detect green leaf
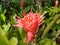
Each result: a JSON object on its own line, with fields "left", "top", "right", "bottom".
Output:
{"left": 19, "top": 27, "right": 26, "bottom": 39}
{"left": 38, "top": 39, "right": 56, "bottom": 45}
{"left": 56, "top": 19, "right": 60, "bottom": 24}
{"left": 1, "top": 14, "right": 6, "bottom": 22}
{"left": 9, "top": 37, "right": 18, "bottom": 45}
{"left": 18, "top": 12, "right": 24, "bottom": 18}
{"left": 0, "top": 32, "right": 9, "bottom": 45}
{"left": 10, "top": 13, "right": 16, "bottom": 24}
{"left": 42, "top": 11, "right": 48, "bottom": 16}
{"left": 38, "top": 39, "right": 51, "bottom": 45}
{"left": 24, "top": 6, "right": 31, "bottom": 13}
{"left": 20, "top": 38, "right": 26, "bottom": 45}
{"left": 52, "top": 41, "right": 56, "bottom": 45}
{"left": 2, "top": 23, "right": 11, "bottom": 34}
{"left": 10, "top": 0, "right": 19, "bottom": 3}
{"left": 0, "top": 5, "right": 2, "bottom": 12}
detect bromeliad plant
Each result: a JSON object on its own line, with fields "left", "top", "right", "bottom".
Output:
{"left": 14, "top": 10, "right": 44, "bottom": 44}
{"left": 0, "top": 0, "right": 60, "bottom": 45}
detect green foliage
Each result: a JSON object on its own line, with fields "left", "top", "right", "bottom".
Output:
{"left": 0, "top": 30, "right": 9, "bottom": 45}
{"left": 10, "top": 0, "right": 19, "bottom": 3}
{"left": 38, "top": 39, "right": 56, "bottom": 45}
{"left": 19, "top": 27, "right": 26, "bottom": 39}
{"left": 9, "top": 37, "right": 18, "bottom": 45}
{"left": 0, "top": 25, "right": 18, "bottom": 45}
{"left": 20, "top": 38, "right": 26, "bottom": 45}
{"left": 0, "top": 0, "right": 60, "bottom": 45}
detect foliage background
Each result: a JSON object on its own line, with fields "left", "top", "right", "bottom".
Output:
{"left": 0, "top": 0, "right": 60, "bottom": 45}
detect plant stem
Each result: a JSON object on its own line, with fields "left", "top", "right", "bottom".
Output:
{"left": 41, "top": 15, "right": 60, "bottom": 39}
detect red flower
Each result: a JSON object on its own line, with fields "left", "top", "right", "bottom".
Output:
{"left": 55, "top": 0, "right": 58, "bottom": 7}
{"left": 14, "top": 11, "right": 43, "bottom": 44}
{"left": 20, "top": 0, "right": 24, "bottom": 9}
